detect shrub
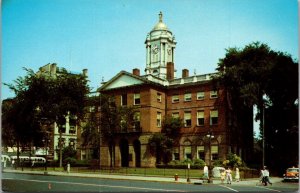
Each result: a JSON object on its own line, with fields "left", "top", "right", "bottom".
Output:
{"left": 193, "top": 159, "right": 206, "bottom": 169}
{"left": 63, "top": 157, "right": 76, "bottom": 166}
{"left": 213, "top": 159, "right": 224, "bottom": 167}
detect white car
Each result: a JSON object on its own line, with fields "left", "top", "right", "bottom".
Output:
{"left": 212, "top": 166, "right": 225, "bottom": 177}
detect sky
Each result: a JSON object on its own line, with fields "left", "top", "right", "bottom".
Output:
{"left": 2, "top": 0, "right": 299, "bottom": 136}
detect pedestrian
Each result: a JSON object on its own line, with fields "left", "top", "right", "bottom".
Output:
{"left": 203, "top": 164, "right": 209, "bottom": 180}
{"left": 225, "top": 167, "right": 232, "bottom": 184}
{"left": 4, "top": 158, "right": 7, "bottom": 168}
{"left": 67, "top": 162, "right": 70, "bottom": 173}
{"left": 262, "top": 166, "right": 272, "bottom": 186}
{"left": 235, "top": 167, "right": 240, "bottom": 182}
{"left": 220, "top": 169, "right": 226, "bottom": 184}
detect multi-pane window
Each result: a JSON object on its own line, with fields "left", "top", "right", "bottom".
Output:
{"left": 134, "top": 93, "right": 140, "bottom": 105}
{"left": 172, "top": 148, "right": 179, "bottom": 161}
{"left": 197, "top": 111, "right": 204, "bottom": 126}
{"left": 184, "top": 146, "right": 192, "bottom": 159}
{"left": 157, "top": 93, "right": 162, "bottom": 102}
{"left": 210, "top": 90, "right": 218, "bottom": 98}
{"left": 197, "top": 91, "right": 205, "bottom": 100}
{"left": 172, "top": 112, "right": 179, "bottom": 118}
{"left": 69, "top": 118, "right": 76, "bottom": 134}
{"left": 211, "top": 145, "right": 219, "bottom": 160}
{"left": 157, "top": 112, "right": 162, "bottom": 127}
{"left": 184, "top": 93, "right": 192, "bottom": 101}
{"left": 172, "top": 94, "right": 179, "bottom": 103}
{"left": 210, "top": 110, "right": 218, "bottom": 125}
{"left": 184, "top": 111, "right": 191, "bottom": 127}
{"left": 197, "top": 146, "right": 205, "bottom": 160}
{"left": 121, "top": 94, "right": 127, "bottom": 106}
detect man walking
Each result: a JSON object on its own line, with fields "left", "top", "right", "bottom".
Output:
{"left": 262, "top": 166, "right": 272, "bottom": 186}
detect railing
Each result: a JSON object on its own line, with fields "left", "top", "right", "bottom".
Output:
{"left": 6, "top": 166, "right": 260, "bottom": 179}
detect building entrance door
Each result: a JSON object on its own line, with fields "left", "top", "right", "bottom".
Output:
{"left": 119, "top": 139, "right": 129, "bottom": 167}
{"left": 133, "top": 140, "right": 141, "bottom": 167}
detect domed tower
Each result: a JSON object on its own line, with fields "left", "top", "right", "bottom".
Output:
{"left": 145, "top": 12, "right": 176, "bottom": 80}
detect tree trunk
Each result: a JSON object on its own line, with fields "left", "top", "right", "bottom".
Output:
{"left": 59, "top": 130, "right": 63, "bottom": 167}
{"left": 258, "top": 94, "right": 265, "bottom": 168}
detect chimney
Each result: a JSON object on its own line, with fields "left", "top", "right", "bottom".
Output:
{"left": 82, "top": 69, "right": 88, "bottom": 77}
{"left": 132, "top": 68, "right": 140, "bottom": 76}
{"left": 50, "top": 63, "right": 57, "bottom": 76}
{"left": 182, "top": 69, "right": 189, "bottom": 78}
{"left": 167, "top": 62, "right": 174, "bottom": 80}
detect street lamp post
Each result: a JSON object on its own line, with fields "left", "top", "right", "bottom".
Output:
{"left": 187, "top": 163, "right": 191, "bottom": 182}
{"left": 206, "top": 131, "right": 214, "bottom": 183}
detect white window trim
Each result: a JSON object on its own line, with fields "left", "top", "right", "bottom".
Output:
{"left": 210, "top": 90, "right": 218, "bottom": 99}
{"left": 172, "top": 95, "right": 179, "bottom": 103}
{"left": 197, "top": 91, "right": 205, "bottom": 100}
{"left": 184, "top": 93, "right": 192, "bottom": 101}
{"left": 134, "top": 93, "right": 140, "bottom": 105}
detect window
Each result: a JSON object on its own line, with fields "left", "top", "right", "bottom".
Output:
{"left": 172, "top": 148, "right": 179, "bottom": 161}
{"left": 184, "top": 93, "right": 192, "bottom": 101}
{"left": 121, "top": 94, "right": 127, "bottom": 106}
{"left": 197, "top": 146, "right": 205, "bottom": 160}
{"left": 210, "top": 110, "right": 218, "bottom": 125}
{"left": 157, "top": 93, "right": 162, "bottom": 102}
{"left": 197, "top": 111, "right": 204, "bottom": 126}
{"left": 69, "top": 138, "right": 76, "bottom": 149}
{"left": 184, "top": 146, "right": 192, "bottom": 159}
{"left": 184, "top": 112, "right": 191, "bottom": 127}
{"left": 197, "top": 92, "right": 205, "bottom": 100}
{"left": 172, "top": 112, "right": 179, "bottom": 118}
{"left": 134, "top": 93, "right": 140, "bottom": 105}
{"left": 211, "top": 145, "right": 218, "bottom": 160}
{"left": 133, "top": 112, "right": 140, "bottom": 131}
{"left": 69, "top": 118, "right": 76, "bottom": 134}
{"left": 172, "top": 94, "right": 179, "bottom": 103}
{"left": 157, "top": 112, "right": 162, "bottom": 127}
{"left": 210, "top": 90, "right": 218, "bottom": 98}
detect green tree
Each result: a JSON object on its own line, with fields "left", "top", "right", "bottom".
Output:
{"left": 4, "top": 65, "right": 90, "bottom": 167}
{"left": 99, "top": 94, "right": 138, "bottom": 167}
{"left": 81, "top": 95, "right": 101, "bottom": 159}
{"left": 216, "top": 42, "right": 298, "bottom": 171}
{"left": 149, "top": 116, "right": 183, "bottom": 164}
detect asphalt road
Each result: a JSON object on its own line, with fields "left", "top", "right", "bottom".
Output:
{"left": 2, "top": 173, "right": 299, "bottom": 192}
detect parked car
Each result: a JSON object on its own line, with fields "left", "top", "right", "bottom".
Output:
{"left": 283, "top": 167, "right": 299, "bottom": 182}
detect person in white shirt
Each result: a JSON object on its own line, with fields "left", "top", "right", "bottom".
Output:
{"left": 262, "top": 166, "right": 272, "bottom": 186}
{"left": 203, "top": 165, "right": 209, "bottom": 179}
{"left": 225, "top": 167, "right": 232, "bottom": 184}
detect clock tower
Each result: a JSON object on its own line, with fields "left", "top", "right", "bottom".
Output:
{"left": 145, "top": 12, "right": 176, "bottom": 80}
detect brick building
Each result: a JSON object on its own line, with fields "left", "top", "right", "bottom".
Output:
{"left": 98, "top": 12, "right": 253, "bottom": 167}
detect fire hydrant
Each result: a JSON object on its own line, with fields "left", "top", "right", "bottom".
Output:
{"left": 174, "top": 174, "right": 179, "bottom": 181}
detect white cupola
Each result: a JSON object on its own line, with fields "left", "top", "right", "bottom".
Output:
{"left": 145, "top": 12, "right": 176, "bottom": 80}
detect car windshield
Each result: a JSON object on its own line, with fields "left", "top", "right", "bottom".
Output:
{"left": 287, "top": 168, "right": 299, "bottom": 172}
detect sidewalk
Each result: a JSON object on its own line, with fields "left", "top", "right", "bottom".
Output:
{"left": 2, "top": 169, "right": 283, "bottom": 185}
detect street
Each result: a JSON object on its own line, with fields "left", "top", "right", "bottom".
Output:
{"left": 2, "top": 172, "right": 299, "bottom": 192}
